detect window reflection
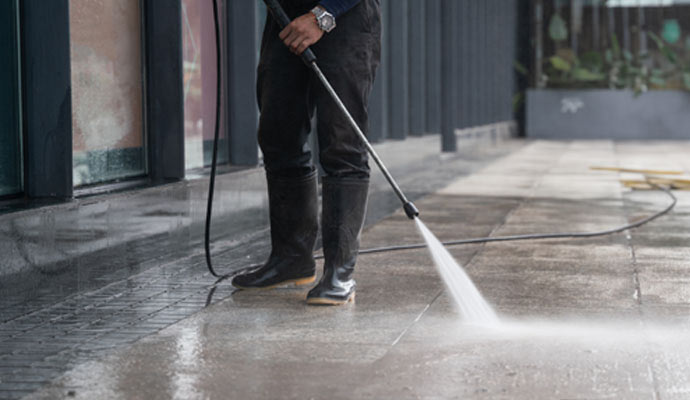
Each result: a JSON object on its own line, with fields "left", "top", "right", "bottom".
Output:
{"left": 0, "top": 0, "right": 22, "bottom": 197}
{"left": 70, "top": 0, "right": 146, "bottom": 187}
{"left": 183, "top": 0, "right": 229, "bottom": 170}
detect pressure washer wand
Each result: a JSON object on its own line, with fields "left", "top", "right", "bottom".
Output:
{"left": 310, "top": 64, "right": 419, "bottom": 219}
{"left": 263, "top": 0, "right": 419, "bottom": 220}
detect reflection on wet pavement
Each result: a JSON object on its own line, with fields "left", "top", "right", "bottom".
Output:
{"left": 21, "top": 140, "right": 690, "bottom": 399}
{"left": 1, "top": 135, "right": 518, "bottom": 399}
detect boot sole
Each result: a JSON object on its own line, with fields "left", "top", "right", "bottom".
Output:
{"left": 233, "top": 275, "right": 316, "bottom": 291}
{"left": 306, "top": 292, "right": 355, "bottom": 306}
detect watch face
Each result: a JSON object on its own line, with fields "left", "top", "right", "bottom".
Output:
{"left": 321, "top": 14, "right": 335, "bottom": 30}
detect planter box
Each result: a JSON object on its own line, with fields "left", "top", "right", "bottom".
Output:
{"left": 527, "top": 89, "right": 690, "bottom": 140}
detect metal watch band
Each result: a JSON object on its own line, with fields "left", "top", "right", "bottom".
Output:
{"left": 311, "top": 6, "right": 335, "bottom": 33}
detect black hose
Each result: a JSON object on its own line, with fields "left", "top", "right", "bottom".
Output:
{"left": 204, "top": 0, "right": 223, "bottom": 278}
{"left": 313, "top": 184, "right": 677, "bottom": 260}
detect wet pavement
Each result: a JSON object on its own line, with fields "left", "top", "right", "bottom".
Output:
{"left": 0, "top": 133, "right": 516, "bottom": 400}
{"left": 6, "top": 139, "right": 690, "bottom": 399}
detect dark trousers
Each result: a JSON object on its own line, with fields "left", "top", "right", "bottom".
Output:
{"left": 256, "top": 0, "right": 381, "bottom": 179}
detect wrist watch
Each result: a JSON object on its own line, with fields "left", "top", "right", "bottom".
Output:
{"left": 311, "top": 6, "right": 336, "bottom": 33}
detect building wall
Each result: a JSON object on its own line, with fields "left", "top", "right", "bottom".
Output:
{"left": 0, "top": 0, "right": 525, "bottom": 280}
{"left": 2, "top": 0, "right": 524, "bottom": 206}
{"left": 0, "top": 0, "right": 22, "bottom": 198}
{"left": 371, "top": 0, "right": 522, "bottom": 149}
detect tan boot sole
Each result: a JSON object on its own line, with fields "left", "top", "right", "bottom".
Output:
{"left": 233, "top": 275, "right": 316, "bottom": 291}
{"left": 306, "top": 292, "right": 355, "bottom": 306}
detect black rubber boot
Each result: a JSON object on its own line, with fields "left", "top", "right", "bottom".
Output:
{"left": 307, "top": 177, "right": 368, "bottom": 305}
{"left": 232, "top": 170, "right": 318, "bottom": 289}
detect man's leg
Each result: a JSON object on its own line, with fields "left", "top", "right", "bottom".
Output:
{"left": 232, "top": 16, "right": 318, "bottom": 289}
{"left": 306, "top": 0, "right": 381, "bottom": 304}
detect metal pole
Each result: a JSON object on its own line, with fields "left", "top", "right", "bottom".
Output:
{"left": 387, "top": 0, "right": 409, "bottom": 139}
{"left": 262, "top": 0, "right": 419, "bottom": 219}
{"left": 309, "top": 62, "right": 419, "bottom": 219}
{"left": 440, "top": 0, "right": 457, "bottom": 152}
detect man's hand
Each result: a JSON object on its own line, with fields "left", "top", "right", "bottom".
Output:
{"left": 279, "top": 12, "right": 324, "bottom": 55}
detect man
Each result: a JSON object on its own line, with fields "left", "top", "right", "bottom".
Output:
{"left": 231, "top": 0, "right": 381, "bottom": 306}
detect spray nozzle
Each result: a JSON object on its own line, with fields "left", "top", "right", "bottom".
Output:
{"left": 403, "top": 201, "right": 420, "bottom": 219}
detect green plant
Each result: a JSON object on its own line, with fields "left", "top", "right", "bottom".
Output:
{"left": 544, "top": 48, "right": 607, "bottom": 88}
{"left": 604, "top": 34, "right": 663, "bottom": 95}
{"left": 535, "top": 11, "right": 689, "bottom": 95}
{"left": 540, "top": 13, "right": 608, "bottom": 89}
{"left": 647, "top": 31, "right": 690, "bottom": 91}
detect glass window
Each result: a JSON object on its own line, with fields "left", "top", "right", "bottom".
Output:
{"left": 0, "top": 0, "right": 22, "bottom": 197}
{"left": 183, "top": 0, "right": 229, "bottom": 170}
{"left": 70, "top": 0, "right": 146, "bottom": 186}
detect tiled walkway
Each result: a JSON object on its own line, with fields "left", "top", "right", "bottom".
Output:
{"left": 8, "top": 140, "right": 690, "bottom": 399}
{"left": 0, "top": 137, "right": 517, "bottom": 400}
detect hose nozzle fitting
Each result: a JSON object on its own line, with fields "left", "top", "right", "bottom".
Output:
{"left": 403, "top": 201, "right": 420, "bottom": 219}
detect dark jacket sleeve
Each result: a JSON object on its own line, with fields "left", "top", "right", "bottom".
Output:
{"left": 318, "top": 0, "right": 361, "bottom": 18}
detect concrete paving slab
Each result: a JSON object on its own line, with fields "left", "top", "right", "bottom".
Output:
{"left": 24, "top": 140, "right": 690, "bottom": 399}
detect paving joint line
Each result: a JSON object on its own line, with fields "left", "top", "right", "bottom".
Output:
{"left": 0, "top": 227, "right": 270, "bottom": 328}
{"left": 0, "top": 234, "right": 267, "bottom": 341}
{"left": 612, "top": 142, "right": 664, "bottom": 400}
{"left": 387, "top": 155, "right": 545, "bottom": 348}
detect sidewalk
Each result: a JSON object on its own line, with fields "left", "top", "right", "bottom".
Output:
{"left": 0, "top": 133, "right": 516, "bottom": 400}
{"left": 19, "top": 140, "right": 690, "bottom": 399}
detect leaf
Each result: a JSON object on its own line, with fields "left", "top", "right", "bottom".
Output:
{"left": 512, "top": 92, "right": 524, "bottom": 112}
{"left": 549, "top": 56, "right": 572, "bottom": 72}
{"left": 637, "top": 52, "right": 651, "bottom": 61}
{"left": 683, "top": 72, "right": 690, "bottom": 90}
{"left": 572, "top": 67, "right": 606, "bottom": 81}
{"left": 662, "top": 19, "right": 681, "bottom": 44}
{"left": 651, "top": 68, "right": 665, "bottom": 78}
{"left": 580, "top": 51, "right": 603, "bottom": 70}
{"left": 605, "top": 49, "right": 613, "bottom": 64}
{"left": 514, "top": 61, "right": 528, "bottom": 76}
{"left": 649, "top": 76, "right": 666, "bottom": 87}
{"left": 662, "top": 47, "right": 678, "bottom": 64}
{"left": 648, "top": 32, "right": 679, "bottom": 65}
{"left": 556, "top": 48, "right": 577, "bottom": 64}
{"left": 611, "top": 34, "right": 621, "bottom": 59}
{"left": 648, "top": 31, "right": 664, "bottom": 48}
{"left": 623, "top": 50, "right": 633, "bottom": 62}
{"left": 549, "top": 13, "right": 568, "bottom": 42}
